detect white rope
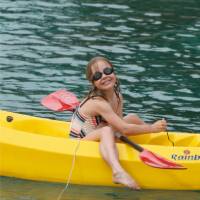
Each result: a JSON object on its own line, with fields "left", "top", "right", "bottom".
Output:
{"left": 56, "top": 138, "right": 81, "bottom": 200}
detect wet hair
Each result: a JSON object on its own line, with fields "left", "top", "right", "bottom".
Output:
{"left": 83, "top": 56, "right": 121, "bottom": 105}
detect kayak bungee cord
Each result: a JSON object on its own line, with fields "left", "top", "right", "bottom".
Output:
{"left": 56, "top": 138, "right": 81, "bottom": 200}
{"left": 166, "top": 130, "right": 175, "bottom": 147}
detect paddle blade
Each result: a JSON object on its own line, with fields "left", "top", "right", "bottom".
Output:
{"left": 41, "top": 95, "right": 64, "bottom": 111}
{"left": 140, "top": 149, "right": 186, "bottom": 169}
{"left": 41, "top": 89, "right": 80, "bottom": 111}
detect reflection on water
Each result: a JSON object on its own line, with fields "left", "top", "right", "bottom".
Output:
{"left": 0, "top": 0, "right": 200, "bottom": 133}
{"left": 0, "top": 0, "right": 200, "bottom": 199}
{"left": 1, "top": 177, "right": 200, "bottom": 200}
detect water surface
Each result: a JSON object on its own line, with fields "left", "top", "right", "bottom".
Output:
{"left": 1, "top": 177, "right": 200, "bottom": 200}
{"left": 0, "top": 0, "right": 200, "bottom": 199}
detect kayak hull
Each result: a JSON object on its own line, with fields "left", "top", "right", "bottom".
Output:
{"left": 0, "top": 110, "right": 200, "bottom": 190}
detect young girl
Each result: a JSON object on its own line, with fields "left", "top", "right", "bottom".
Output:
{"left": 70, "top": 56, "right": 167, "bottom": 189}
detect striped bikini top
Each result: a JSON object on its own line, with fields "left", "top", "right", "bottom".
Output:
{"left": 69, "top": 100, "right": 106, "bottom": 138}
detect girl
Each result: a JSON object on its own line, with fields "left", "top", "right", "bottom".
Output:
{"left": 70, "top": 56, "right": 167, "bottom": 189}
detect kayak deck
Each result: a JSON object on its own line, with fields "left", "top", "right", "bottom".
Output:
{"left": 0, "top": 110, "right": 200, "bottom": 190}
{"left": 1, "top": 110, "right": 199, "bottom": 147}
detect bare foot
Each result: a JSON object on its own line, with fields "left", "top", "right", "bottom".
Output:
{"left": 113, "top": 171, "right": 140, "bottom": 190}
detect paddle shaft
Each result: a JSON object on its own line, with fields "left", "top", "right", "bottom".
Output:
{"left": 119, "top": 135, "right": 144, "bottom": 152}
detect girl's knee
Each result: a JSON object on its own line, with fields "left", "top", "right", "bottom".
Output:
{"left": 127, "top": 113, "right": 137, "bottom": 119}
{"left": 101, "top": 126, "right": 113, "bottom": 134}
{"left": 124, "top": 114, "right": 138, "bottom": 121}
{"left": 100, "top": 126, "right": 114, "bottom": 138}
{"left": 124, "top": 114, "right": 144, "bottom": 125}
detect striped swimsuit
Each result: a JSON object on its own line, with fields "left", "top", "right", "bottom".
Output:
{"left": 69, "top": 105, "right": 105, "bottom": 138}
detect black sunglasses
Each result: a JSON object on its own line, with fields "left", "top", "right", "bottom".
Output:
{"left": 92, "top": 67, "right": 114, "bottom": 81}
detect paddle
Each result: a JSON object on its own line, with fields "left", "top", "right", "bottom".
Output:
{"left": 41, "top": 89, "right": 186, "bottom": 169}
{"left": 41, "top": 89, "right": 80, "bottom": 112}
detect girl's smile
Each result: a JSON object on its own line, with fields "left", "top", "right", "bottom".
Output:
{"left": 100, "top": 77, "right": 113, "bottom": 86}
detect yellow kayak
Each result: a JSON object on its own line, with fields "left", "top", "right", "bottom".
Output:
{"left": 0, "top": 110, "right": 200, "bottom": 190}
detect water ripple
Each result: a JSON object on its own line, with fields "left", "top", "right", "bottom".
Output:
{"left": 0, "top": 0, "right": 199, "bottom": 133}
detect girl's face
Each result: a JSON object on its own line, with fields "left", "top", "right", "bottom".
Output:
{"left": 91, "top": 60, "right": 116, "bottom": 91}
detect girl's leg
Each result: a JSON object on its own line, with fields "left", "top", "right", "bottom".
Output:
{"left": 83, "top": 126, "right": 140, "bottom": 189}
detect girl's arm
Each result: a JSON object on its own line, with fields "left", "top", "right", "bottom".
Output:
{"left": 96, "top": 99, "right": 166, "bottom": 135}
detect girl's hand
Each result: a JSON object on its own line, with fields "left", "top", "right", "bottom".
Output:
{"left": 151, "top": 119, "right": 167, "bottom": 132}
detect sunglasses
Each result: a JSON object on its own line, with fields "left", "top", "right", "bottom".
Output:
{"left": 92, "top": 67, "right": 114, "bottom": 81}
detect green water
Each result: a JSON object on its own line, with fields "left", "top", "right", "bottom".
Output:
{"left": 0, "top": 0, "right": 200, "bottom": 199}
{"left": 1, "top": 177, "right": 200, "bottom": 200}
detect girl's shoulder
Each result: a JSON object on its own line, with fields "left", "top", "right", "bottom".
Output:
{"left": 80, "top": 96, "right": 107, "bottom": 107}
{"left": 82, "top": 93, "right": 123, "bottom": 106}
{"left": 79, "top": 96, "right": 109, "bottom": 116}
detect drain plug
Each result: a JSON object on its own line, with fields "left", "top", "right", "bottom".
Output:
{"left": 6, "top": 116, "right": 13, "bottom": 122}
